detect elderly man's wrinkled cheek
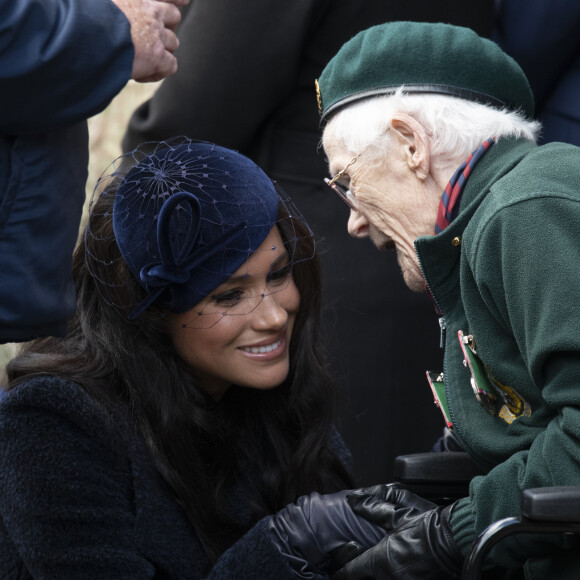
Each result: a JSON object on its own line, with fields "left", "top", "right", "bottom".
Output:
{"left": 368, "top": 226, "right": 394, "bottom": 251}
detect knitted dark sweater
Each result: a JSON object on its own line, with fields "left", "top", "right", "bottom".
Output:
{"left": 0, "top": 376, "right": 305, "bottom": 579}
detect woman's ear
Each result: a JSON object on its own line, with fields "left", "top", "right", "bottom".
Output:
{"left": 390, "top": 114, "right": 430, "bottom": 180}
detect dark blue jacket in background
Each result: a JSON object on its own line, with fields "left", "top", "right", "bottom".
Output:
{"left": 0, "top": 0, "right": 134, "bottom": 343}
{"left": 494, "top": 0, "right": 580, "bottom": 146}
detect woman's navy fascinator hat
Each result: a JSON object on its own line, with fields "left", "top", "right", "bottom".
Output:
{"left": 85, "top": 138, "right": 313, "bottom": 321}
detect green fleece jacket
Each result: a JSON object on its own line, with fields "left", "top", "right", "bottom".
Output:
{"left": 415, "top": 137, "right": 580, "bottom": 578}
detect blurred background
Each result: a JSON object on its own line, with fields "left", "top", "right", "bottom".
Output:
{"left": 85, "top": 81, "right": 161, "bottom": 231}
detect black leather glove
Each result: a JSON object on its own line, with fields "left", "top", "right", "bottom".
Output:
{"left": 332, "top": 498, "right": 463, "bottom": 580}
{"left": 346, "top": 484, "right": 438, "bottom": 529}
{"left": 268, "top": 490, "right": 387, "bottom": 579}
{"left": 327, "top": 484, "right": 438, "bottom": 572}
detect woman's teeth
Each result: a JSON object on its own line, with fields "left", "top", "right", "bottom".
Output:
{"left": 241, "top": 338, "right": 282, "bottom": 354}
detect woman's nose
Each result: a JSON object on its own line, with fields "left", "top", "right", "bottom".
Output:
{"left": 347, "top": 209, "right": 370, "bottom": 238}
{"left": 251, "top": 292, "right": 288, "bottom": 330}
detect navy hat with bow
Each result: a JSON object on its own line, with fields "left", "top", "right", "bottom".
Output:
{"left": 91, "top": 139, "right": 284, "bottom": 319}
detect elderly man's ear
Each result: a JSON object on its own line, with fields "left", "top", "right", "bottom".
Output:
{"left": 390, "top": 114, "right": 430, "bottom": 180}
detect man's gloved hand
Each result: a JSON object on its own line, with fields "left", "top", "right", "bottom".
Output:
{"left": 346, "top": 484, "right": 438, "bottom": 528}
{"left": 268, "top": 490, "right": 386, "bottom": 579}
{"left": 332, "top": 491, "right": 463, "bottom": 580}
{"left": 326, "top": 484, "right": 438, "bottom": 571}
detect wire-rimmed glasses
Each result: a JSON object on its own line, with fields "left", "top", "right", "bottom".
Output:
{"left": 323, "top": 153, "right": 360, "bottom": 211}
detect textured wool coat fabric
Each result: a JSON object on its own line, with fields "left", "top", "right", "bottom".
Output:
{"left": 415, "top": 138, "right": 580, "bottom": 578}
{"left": 0, "top": 0, "right": 134, "bottom": 343}
{"left": 0, "top": 376, "right": 339, "bottom": 579}
{"left": 122, "top": 0, "right": 495, "bottom": 486}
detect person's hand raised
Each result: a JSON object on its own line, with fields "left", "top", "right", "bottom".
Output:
{"left": 111, "top": 0, "right": 190, "bottom": 83}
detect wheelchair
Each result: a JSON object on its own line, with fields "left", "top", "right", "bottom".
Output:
{"left": 393, "top": 452, "right": 580, "bottom": 579}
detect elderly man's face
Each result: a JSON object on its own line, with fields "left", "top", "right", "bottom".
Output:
{"left": 323, "top": 137, "right": 439, "bottom": 292}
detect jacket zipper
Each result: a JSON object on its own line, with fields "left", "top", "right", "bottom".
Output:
{"left": 439, "top": 316, "right": 447, "bottom": 349}
{"left": 416, "top": 247, "right": 458, "bottom": 433}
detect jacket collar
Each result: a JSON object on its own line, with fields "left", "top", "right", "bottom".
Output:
{"left": 415, "top": 137, "right": 537, "bottom": 312}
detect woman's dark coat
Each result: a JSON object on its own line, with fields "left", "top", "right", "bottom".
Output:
{"left": 0, "top": 377, "right": 301, "bottom": 578}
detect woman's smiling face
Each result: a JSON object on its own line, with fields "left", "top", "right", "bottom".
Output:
{"left": 167, "top": 226, "right": 300, "bottom": 400}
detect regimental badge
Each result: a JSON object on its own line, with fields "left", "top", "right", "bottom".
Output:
{"left": 314, "top": 79, "right": 322, "bottom": 116}
{"left": 487, "top": 368, "right": 532, "bottom": 424}
{"left": 458, "top": 330, "right": 532, "bottom": 424}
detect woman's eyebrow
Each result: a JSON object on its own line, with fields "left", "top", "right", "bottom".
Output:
{"left": 270, "top": 251, "right": 290, "bottom": 269}
{"left": 222, "top": 250, "right": 290, "bottom": 285}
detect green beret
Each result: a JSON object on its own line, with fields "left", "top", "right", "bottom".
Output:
{"left": 316, "top": 21, "right": 535, "bottom": 124}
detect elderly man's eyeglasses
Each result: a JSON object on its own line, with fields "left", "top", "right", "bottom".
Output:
{"left": 324, "top": 153, "right": 360, "bottom": 211}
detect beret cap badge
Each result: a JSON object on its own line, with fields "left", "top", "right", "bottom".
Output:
{"left": 314, "top": 79, "right": 323, "bottom": 116}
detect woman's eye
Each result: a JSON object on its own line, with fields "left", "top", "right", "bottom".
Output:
{"left": 267, "top": 263, "right": 292, "bottom": 285}
{"left": 212, "top": 289, "right": 244, "bottom": 306}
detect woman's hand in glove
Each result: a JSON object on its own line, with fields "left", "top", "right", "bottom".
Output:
{"left": 267, "top": 489, "right": 386, "bottom": 579}
{"left": 267, "top": 484, "right": 439, "bottom": 579}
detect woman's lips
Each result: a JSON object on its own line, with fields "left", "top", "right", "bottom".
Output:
{"left": 238, "top": 331, "right": 288, "bottom": 360}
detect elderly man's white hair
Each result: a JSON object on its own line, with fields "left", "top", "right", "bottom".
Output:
{"left": 322, "top": 88, "right": 541, "bottom": 166}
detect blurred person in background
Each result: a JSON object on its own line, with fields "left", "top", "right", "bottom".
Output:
{"left": 493, "top": 0, "right": 580, "bottom": 147}
{"left": 0, "top": 0, "right": 187, "bottom": 345}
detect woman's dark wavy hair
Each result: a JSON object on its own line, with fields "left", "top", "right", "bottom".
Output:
{"left": 7, "top": 178, "right": 353, "bottom": 561}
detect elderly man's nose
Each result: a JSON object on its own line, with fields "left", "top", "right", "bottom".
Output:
{"left": 347, "top": 209, "right": 370, "bottom": 238}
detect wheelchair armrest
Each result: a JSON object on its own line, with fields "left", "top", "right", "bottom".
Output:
{"left": 394, "top": 452, "right": 483, "bottom": 482}
{"left": 393, "top": 452, "right": 484, "bottom": 503}
{"left": 462, "top": 486, "right": 580, "bottom": 580}
{"left": 523, "top": 486, "right": 580, "bottom": 522}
